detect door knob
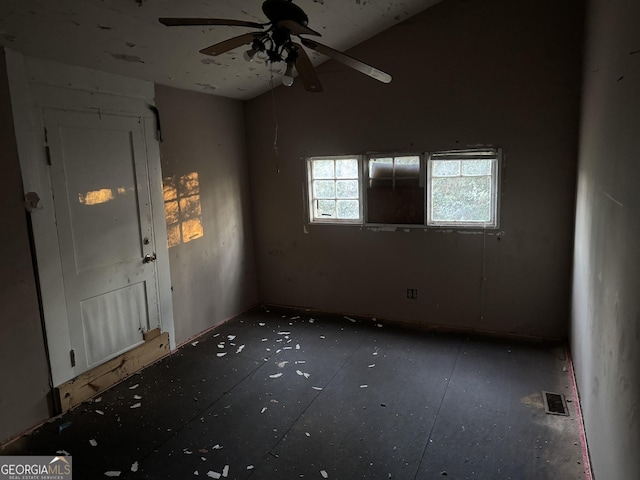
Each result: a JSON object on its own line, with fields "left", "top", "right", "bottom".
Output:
{"left": 143, "top": 253, "right": 157, "bottom": 263}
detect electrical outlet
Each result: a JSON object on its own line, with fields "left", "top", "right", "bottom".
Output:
{"left": 406, "top": 288, "right": 418, "bottom": 300}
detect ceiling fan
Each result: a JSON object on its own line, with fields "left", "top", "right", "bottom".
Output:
{"left": 159, "top": 0, "right": 392, "bottom": 92}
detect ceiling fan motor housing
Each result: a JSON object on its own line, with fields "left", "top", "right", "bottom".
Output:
{"left": 262, "top": 0, "right": 309, "bottom": 27}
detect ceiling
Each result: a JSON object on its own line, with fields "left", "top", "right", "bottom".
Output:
{"left": 0, "top": 0, "right": 441, "bottom": 100}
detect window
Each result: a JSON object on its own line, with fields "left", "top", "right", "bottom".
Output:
{"left": 306, "top": 148, "right": 500, "bottom": 228}
{"left": 427, "top": 149, "right": 499, "bottom": 227}
{"left": 367, "top": 155, "right": 424, "bottom": 225}
{"left": 307, "top": 156, "right": 363, "bottom": 223}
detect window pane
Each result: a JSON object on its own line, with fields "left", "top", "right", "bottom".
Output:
{"left": 372, "top": 157, "right": 394, "bottom": 165}
{"left": 462, "top": 159, "right": 492, "bottom": 176}
{"left": 312, "top": 160, "right": 335, "bottom": 179}
{"left": 369, "top": 158, "right": 393, "bottom": 179}
{"left": 313, "top": 180, "right": 335, "bottom": 199}
{"left": 336, "top": 180, "right": 359, "bottom": 199}
{"left": 307, "top": 156, "right": 363, "bottom": 223}
{"left": 431, "top": 176, "right": 492, "bottom": 222}
{"left": 394, "top": 162, "right": 420, "bottom": 179}
{"left": 335, "top": 159, "right": 359, "bottom": 178}
{"left": 432, "top": 160, "right": 461, "bottom": 177}
{"left": 395, "top": 156, "right": 420, "bottom": 166}
{"left": 316, "top": 200, "right": 336, "bottom": 218}
{"left": 336, "top": 200, "right": 360, "bottom": 219}
{"left": 367, "top": 155, "right": 423, "bottom": 224}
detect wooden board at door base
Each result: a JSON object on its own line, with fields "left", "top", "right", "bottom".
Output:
{"left": 55, "top": 329, "right": 170, "bottom": 413}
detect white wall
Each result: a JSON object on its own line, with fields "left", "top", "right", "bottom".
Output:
{"left": 0, "top": 48, "right": 51, "bottom": 444}
{"left": 155, "top": 85, "right": 258, "bottom": 345}
{"left": 245, "top": 0, "right": 584, "bottom": 339}
{"left": 572, "top": 0, "right": 640, "bottom": 478}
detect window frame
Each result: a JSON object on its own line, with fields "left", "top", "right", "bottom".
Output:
{"left": 305, "top": 148, "right": 501, "bottom": 229}
{"left": 364, "top": 153, "right": 426, "bottom": 227}
{"left": 426, "top": 148, "right": 501, "bottom": 229}
{"left": 306, "top": 155, "right": 364, "bottom": 224}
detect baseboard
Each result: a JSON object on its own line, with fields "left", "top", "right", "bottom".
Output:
{"left": 55, "top": 329, "right": 170, "bottom": 413}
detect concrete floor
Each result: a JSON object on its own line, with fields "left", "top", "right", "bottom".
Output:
{"left": 1, "top": 306, "right": 589, "bottom": 479}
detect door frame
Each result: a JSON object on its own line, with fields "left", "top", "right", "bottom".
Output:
{"left": 6, "top": 50, "right": 175, "bottom": 387}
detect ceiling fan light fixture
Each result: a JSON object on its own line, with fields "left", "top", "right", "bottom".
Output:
{"left": 282, "top": 61, "right": 295, "bottom": 87}
{"left": 243, "top": 48, "right": 257, "bottom": 62}
{"left": 160, "top": 0, "right": 393, "bottom": 93}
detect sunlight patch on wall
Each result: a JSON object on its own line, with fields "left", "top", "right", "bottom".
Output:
{"left": 78, "top": 187, "right": 133, "bottom": 205}
{"left": 164, "top": 172, "right": 204, "bottom": 248}
{"left": 78, "top": 188, "right": 113, "bottom": 205}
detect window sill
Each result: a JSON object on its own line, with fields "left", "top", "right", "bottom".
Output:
{"left": 306, "top": 221, "right": 502, "bottom": 234}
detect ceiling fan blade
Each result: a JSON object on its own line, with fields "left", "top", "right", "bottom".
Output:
{"left": 292, "top": 43, "right": 323, "bottom": 92}
{"left": 277, "top": 19, "right": 321, "bottom": 37}
{"left": 300, "top": 38, "right": 392, "bottom": 84}
{"left": 200, "top": 32, "right": 263, "bottom": 56}
{"left": 159, "top": 18, "right": 265, "bottom": 29}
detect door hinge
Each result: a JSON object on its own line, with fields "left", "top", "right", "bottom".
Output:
{"left": 45, "top": 145, "right": 52, "bottom": 165}
{"left": 149, "top": 105, "right": 163, "bottom": 142}
{"left": 69, "top": 349, "right": 76, "bottom": 367}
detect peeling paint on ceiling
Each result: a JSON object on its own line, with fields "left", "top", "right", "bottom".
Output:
{"left": 0, "top": 0, "right": 441, "bottom": 100}
{"left": 109, "top": 52, "right": 144, "bottom": 63}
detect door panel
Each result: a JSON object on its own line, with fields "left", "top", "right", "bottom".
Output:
{"left": 44, "top": 108, "right": 159, "bottom": 373}
{"left": 65, "top": 126, "right": 143, "bottom": 273}
{"left": 81, "top": 282, "right": 147, "bottom": 367}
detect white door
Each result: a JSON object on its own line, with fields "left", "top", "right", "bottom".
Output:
{"left": 44, "top": 108, "right": 160, "bottom": 372}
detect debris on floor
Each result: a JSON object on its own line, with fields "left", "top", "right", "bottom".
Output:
{"left": 5, "top": 306, "right": 585, "bottom": 480}
{"left": 58, "top": 422, "right": 72, "bottom": 433}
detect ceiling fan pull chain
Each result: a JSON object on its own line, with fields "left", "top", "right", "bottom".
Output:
{"left": 269, "top": 68, "right": 281, "bottom": 174}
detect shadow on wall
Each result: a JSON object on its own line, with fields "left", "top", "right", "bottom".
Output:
{"left": 163, "top": 171, "right": 204, "bottom": 248}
